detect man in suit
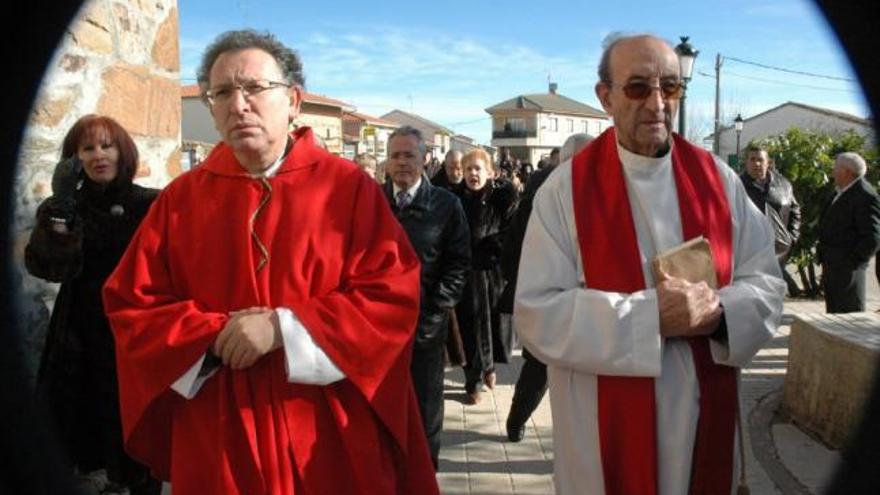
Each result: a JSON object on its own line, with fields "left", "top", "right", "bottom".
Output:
{"left": 818, "top": 152, "right": 880, "bottom": 313}
{"left": 384, "top": 125, "right": 471, "bottom": 468}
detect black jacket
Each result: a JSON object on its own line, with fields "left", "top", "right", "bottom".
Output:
{"left": 454, "top": 179, "right": 518, "bottom": 364}
{"left": 25, "top": 180, "right": 158, "bottom": 471}
{"left": 385, "top": 178, "right": 471, "bottom": 350}
{"left": 740, "top": 169, "right": 801, "bottom": 260}
{"left": 499, "top": 165, "right": 556, "bottom": 312}
{"left": 818, "top": 177, "right": 880, "bottom": 270}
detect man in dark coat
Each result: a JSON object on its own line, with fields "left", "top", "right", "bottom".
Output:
{"left": 384, "top": 126, "right": 471, "bottom": 468}
{"left": 818, "top": 151, "right": 880, "bottom": 313}
{"left": 431, "top": 150, "right": 464, "bottom": 191}
{"left": 739, "top": 144, "right": 802, "bottom": 295}
{"left": 501, "top": 133, "right": 592, "bottom": 442}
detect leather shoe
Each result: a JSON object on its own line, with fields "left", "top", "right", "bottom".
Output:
{"left": 506, "top": 417, "right": 525, "bottom": 442}
{"left": 466, "top": 389, "right": 482, "bottom": 405}
{"left": 484, "top": 371, "right": 497, "bottom": 390}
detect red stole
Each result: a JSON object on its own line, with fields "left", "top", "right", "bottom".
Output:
{"left": 571, "top": 128, "right": 737, "bottom": 495}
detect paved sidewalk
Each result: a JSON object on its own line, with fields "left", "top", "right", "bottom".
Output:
{"left": 437, "top": 268, "right": 880, "bottom": 495}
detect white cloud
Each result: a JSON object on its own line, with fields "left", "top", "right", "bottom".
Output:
{"left": 288, "top": 25, "right": 602, "bottom": 143}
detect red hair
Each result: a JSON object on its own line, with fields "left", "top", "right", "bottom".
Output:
{"left": 61, "top": 114, "right": 139, "bottom": 187}
{"left": 462, "top": 148, "right": 494, "bottom": 172}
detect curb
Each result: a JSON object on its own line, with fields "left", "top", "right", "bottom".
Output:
{"left": 748, "top": 387, "right": 812, "bottom": 495}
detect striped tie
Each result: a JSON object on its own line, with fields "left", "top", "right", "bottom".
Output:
{"left": 397, "top": 190, "right": 411, "bottom": 209}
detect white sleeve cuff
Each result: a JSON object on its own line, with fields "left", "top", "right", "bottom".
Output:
{"left": 170, "top": 354, "right": 218, "bottom": 399}
{"left": 276, "top": 307, "right": 345, "bottom": 385}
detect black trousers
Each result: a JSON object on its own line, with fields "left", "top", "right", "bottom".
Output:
{"left": 410, "top": 344, "right": 445, "bottom": 469}
{"left": 507, "top": 348, "right": 548, "bottom": 427}
{"left": 824, "top": 264, "right": 867, "bottom": 313}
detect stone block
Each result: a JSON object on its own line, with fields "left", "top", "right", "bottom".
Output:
{"left": 71, "top": 0, "right": 113, "bottom": 55}
{"left": 30, "top": 92, "right": 76, "bottom": 128}
{"left": 782, "top": 312, "right": 880, "bottom": 448}
{"left": 98, "top": 65, "right": 180, "bottom": 139}
{"left": 151, "top": 8, "right": 179, "bottom": 72}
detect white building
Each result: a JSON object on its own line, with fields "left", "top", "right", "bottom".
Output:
{"left": 342, "top": 111, "right": 398, "bottom": 160}
{"left": 486, "top": 83, "right": 611, "bottom": 165}
{"left": 710, "top": 101, "right": 875, "bottom": 164}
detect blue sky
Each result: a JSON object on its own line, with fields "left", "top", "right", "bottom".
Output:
{"left": 179, "top": 0, "right": 869, "bottom": 145}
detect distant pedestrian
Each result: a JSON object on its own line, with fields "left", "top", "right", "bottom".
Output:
{"left": 384, "top": 126, "right": 471, "bottom": 469}
{"left": 739, "top": 144, "right": 802, "bottom": 295}
{"left": 454, "top": 148, "right": 518, "bottom": 404}
{"left": 432, "top": 150, "right": 464, "bottom": 191}
{"left": 818, "top": 151, "right": 880, "bottom": 313}
{"left": 503, "top": 133, "right": 593, "bottom": 443}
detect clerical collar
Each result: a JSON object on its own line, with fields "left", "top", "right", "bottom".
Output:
{"left": 616, "top": 139, "right": 673, "bottom": 172}
{"left": 247, "top": 137, "right": 294, "bottom": 178}
{"left": 392, "top": 177, "right": 422, "bottom": 199}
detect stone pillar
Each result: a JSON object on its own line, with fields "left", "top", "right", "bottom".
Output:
{"left": 13, "top": 0, "right": 181, "bottom": 380}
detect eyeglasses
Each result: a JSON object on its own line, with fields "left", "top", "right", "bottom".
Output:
{"left": 606, "top": 80, "right": 684, "bottom": 101}
{"left": 203, "top": 79, "right": 291, "bottom": 106}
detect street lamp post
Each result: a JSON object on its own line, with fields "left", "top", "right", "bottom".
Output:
{"left": 674, "top": 36, "right": 698, "bottom": 137}
{"left": 734, "top": 113, "right": 744, "bottom": 160}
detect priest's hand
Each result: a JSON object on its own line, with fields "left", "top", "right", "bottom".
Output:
{"left": 656, "top": 269, "right": 723, "bottom": 338}
{"left": 213, "top": 307, "right": 283, "bottom": 370}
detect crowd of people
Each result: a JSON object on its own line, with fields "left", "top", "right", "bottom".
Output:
{"left": 23, "top": 28, "right": 880, "bottom": 495}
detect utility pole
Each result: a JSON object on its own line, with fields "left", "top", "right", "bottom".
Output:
{"left": 712, "top": 53, "right": 721, "bottom": 155}
{"left": 713, "top": 53, "right": 722, "bottom": 155}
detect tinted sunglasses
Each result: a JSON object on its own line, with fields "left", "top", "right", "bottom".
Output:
{"left": 607, "top": 80, "right": 684, "bottom": 100}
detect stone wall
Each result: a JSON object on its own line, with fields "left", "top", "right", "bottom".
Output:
{"left": 13, "top": 0, "right": 180, "bottom": 381}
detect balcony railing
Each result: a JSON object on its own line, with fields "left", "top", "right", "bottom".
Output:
{"left": 492, "top": 130, "right": 536, "bottom": 139}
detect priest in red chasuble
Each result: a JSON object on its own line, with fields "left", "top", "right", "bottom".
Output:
{"left": 103, "top": 30, "right": 438, "bottom": 495}
{"left": 514, "top": 34, "right": 785, "bottom": 495}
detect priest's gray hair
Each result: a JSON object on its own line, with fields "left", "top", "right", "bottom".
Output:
{"left": 560, "top": 133, "right": 595, "bottom": 163}
{"left": 197, "top": 29, "right": 305, "bottom": 90}
{"left": 388, "top": 126, "right": 427, "bottom": 156}
{"left": 836, "top": 152, "right": 867, "bottom": 177}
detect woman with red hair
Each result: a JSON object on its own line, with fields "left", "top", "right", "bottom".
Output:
{"left": 25, "top": 114, "right": 160, "bottom": 494}
{"left": 454, "top": 148, "right": 518, "bottom": 404}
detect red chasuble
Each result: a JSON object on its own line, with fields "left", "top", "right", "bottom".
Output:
{"left": 103, "top": 127, "right": 439, "bottom": 495}
{"left": 571, "top": 128, "right": 737, "bottom": 495}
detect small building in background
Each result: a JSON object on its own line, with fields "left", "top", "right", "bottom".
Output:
{"left": 486, "top": 83, "right": 611, "bottom": 165}
{"left": 342, "top": 111, "right": 399, "bottom": 161}
{"left": 380, "top": 109, "right": 455, "bottom": 160}
{"left": 709, "top": 101, "right": 875, "bottom": 166}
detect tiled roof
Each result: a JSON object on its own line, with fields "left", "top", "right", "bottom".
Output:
{"left": 485, "top": 92, "right": 608, "bottom": 118}
{"left": 343, "top": 111, "right": 399, "bottom": 127}
{"left": 707, "top": 101, "right": 873, "bottom": 139}
{"left": 380, "top": 109, "right": 455, "bottom": 135}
